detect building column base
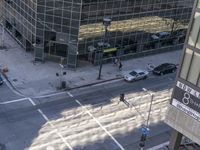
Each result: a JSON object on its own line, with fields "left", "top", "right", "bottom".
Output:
{"left": 34, "top": 46, "right": 44, "bottom": 62}
{"left": 168, "top": 129, "right": 183, "bottom": 150}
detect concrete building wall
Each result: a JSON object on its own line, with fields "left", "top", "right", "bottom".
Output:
{"left": 165, "top": 0, "right": 200, "bottom": 147}
{"left": 165, "top": 105, "right": 200, "bottom": 144}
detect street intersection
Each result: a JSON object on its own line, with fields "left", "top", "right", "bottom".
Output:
{"left": 0, "top": 73, "right": 175, "bottom": 150}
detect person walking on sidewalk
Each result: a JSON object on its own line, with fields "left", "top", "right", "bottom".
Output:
{"left": 119, "top": 61, "right": 123, "bottom": 71}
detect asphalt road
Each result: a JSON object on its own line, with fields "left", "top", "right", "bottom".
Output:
{"left": 0, "top": 73, "right": 176, "bottom": 150}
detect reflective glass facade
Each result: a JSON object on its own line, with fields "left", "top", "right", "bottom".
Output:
{"left": 2, "top": 0, "right": 195, "bottom": 68}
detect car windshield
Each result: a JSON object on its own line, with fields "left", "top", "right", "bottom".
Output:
{"left": 130, "top": 71, "right": 137, "bottom": 76}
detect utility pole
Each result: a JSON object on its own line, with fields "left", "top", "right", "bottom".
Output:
{"left": 138, "top": 88, "right": 154, "bottom": 149}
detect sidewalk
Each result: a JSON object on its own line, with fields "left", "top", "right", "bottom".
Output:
{"left": 0, "top": 31, "right": 182, "bottom": 97}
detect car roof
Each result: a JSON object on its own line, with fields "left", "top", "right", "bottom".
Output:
{"left": 133, "top": 69, "right": 145, "bottom": 73}
{"left": 160, "top": 63, "right": 174, "bottom": 66}
{"left": 155, "top": 63, "right": 175, "bottom": 69}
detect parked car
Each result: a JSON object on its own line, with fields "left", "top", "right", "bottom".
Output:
{"left": 0, "top": 75, "right": 3, "bottom": 85}
{"left": 153, "top": 63, "right": 177, "bottom": 75}
{"left": 123, "top": 69, "right": 149, "bottom": 82}
{"left": 151, "top": 32, "right": 170, "bottom": 41}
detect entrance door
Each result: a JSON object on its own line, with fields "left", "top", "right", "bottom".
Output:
{"left": 48, "top": 41, "right": 68, "bottom": 57}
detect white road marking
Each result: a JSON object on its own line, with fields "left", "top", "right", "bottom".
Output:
{"left": 34, "top": 91, "right": 67, "bottom": 99}
{"left": 0, "top": 97, "right": 28, "bottom": 104}
{"left": 27, "top": 98, "right": 73, "bottom": 150}
{"left": 67, "top": 92, "right": 73, "bottom": 97}
{"left": 67, "top": 92, "right": 125, "bottom": 150}
{"left": 147, "top": 141, "right": 169, "bottom": 150}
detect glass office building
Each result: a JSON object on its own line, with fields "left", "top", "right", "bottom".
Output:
{"left": 165, "top": 0, "right": 200, "bottom": 149}
{"left": 2, "top": 0, "right": 194, "bottom": 68}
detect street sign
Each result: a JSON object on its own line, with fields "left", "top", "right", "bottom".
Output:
{"left": 140, "top": 126, "right": 150, "bottom": 136}
{"left": 172, "top": 81, "right": 200, "bottom": 122}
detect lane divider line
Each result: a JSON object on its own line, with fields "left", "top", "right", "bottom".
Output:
{"left": 67, "top": 92, "right": 125, "bottom": 150}
{"left": 147, "top": 141, "right": 169, "bottom": 150}
{"left": 27, "top": 98, "right": 73, "bottom": 150}
{"left": 0, "top": 98, "right": 28, "bottom": 104}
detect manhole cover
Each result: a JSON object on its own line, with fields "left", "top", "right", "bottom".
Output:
{"left": 0, "top": 143, "right": 5, "bottom": 150}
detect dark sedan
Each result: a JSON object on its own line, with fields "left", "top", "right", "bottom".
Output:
{"left": 153, "top": 63, "right": 177, "bottom": 75}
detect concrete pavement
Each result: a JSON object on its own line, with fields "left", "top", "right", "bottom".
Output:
{"left": 0, "top": 30, "right": 182, "bottom": 97}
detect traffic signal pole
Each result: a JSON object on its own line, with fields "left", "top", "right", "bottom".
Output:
{"left": 139, "top": 88, "right": 154, "bottom": 149}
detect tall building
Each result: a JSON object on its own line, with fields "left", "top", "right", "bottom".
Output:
{"left": 2, "top": 0, "right": 194, "bottom": 68}
{"left": 165, "top": 0, "right": 200, "bottom": 149}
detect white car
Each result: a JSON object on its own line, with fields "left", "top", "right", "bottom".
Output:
{"left": 123, "top": 69, "right": 149, "bottom": 82}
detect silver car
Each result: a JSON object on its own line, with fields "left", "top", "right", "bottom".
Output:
{"left": 123, "top": 69, "right": 149, "bottom": 82}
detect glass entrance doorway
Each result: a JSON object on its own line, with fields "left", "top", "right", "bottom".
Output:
{"left": 48, "top": 41, "right": 68, "bottom": 57}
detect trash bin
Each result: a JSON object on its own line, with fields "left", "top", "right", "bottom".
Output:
{"left": 61, "top": 81, "right": 66, "bottom": 89}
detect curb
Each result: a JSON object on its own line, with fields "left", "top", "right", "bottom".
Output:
{"left": 33, "top": 76, "right": 123, "bottom": 98}
{"left": 0, "top": 71, "right": 25, "bottom": 96}
{"left": 1, "top": 70, "right": 123, "bottom": 98}
{"left": 65, "top": 76, "right": 123, "bottom": 91}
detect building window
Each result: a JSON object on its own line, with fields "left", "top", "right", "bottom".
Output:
{"left": 180, "top": 48, "right": 193, "bottom": 79}
{"left": 187, "top": 52, "right": 200, "bottom": 85}
{"left": 188, "top": 12, "right": 200, "bottom": 47}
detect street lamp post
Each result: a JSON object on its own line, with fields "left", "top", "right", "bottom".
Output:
{"left": 147, "top": 93, "right": 154, "bottom": 126}
{"left": 142, "top": 88, "right": 154, "bottom": 127}
{"left": 97, "top": 17, "right": 111, "bottom": 80}
{"left": 139, "top": 88, "right": 154, "bottom": 149}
